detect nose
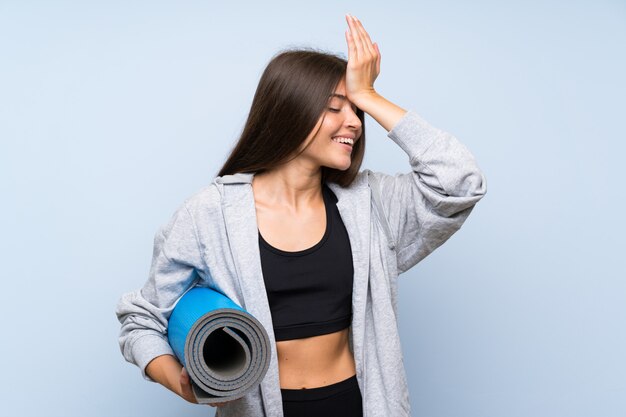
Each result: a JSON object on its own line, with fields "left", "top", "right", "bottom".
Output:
{"left": 346, "top": 108, "right": 362, "bottom": 132}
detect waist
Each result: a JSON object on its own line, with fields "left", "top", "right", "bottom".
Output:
{"left": 276, "top": 328, "right": 356, "bottom": 389}
{"left": 281, "top": 374, "right": 359, "bottom": 401}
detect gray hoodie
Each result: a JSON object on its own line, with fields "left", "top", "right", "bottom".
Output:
{"left": 116, "top": 110, "right": 487, "bottom": 416}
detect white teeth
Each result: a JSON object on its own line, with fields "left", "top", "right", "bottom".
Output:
{"left": 332, "top": 137, "right": 354, "bottom": 145}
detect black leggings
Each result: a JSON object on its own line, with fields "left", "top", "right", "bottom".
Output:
{"left": 281, "top": 374, "right": 363, "bottom": 417}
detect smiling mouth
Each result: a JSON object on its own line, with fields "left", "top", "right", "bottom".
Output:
{"left": 332, "top": 141, "right": 353, "bottom": 152}
{"left": 331, "top": 136, "right": 355, "bottom": 148}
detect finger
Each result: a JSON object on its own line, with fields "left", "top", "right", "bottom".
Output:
{"left": 345, "top": 27, "right": 357, "bottom": 61}
{"left": 354, "top": 17, "right": 374, "bottom": 46}
{"left": 350, "top": 16, "right": 375, "bottom": 65}
{"left": 347, "top": 14, "right": 365, "bottom": 60}
{"left": 374, "top": 42, "right": 381, "bottom": 74}
{"left": 346, "top": 14, "right": 360, "bottom": 61}
{"left": 353, "top": 16, "right": 377, "bottom": 57}
{"left": 180, "top": 367, "right": 188, "bottom": 385}
{"left": 179, "top": 368, "right": 196, "bottom": 402}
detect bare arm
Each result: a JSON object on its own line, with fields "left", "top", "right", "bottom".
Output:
{"left": 146, "top": 355, "right": 231, "bottom": 407}
{"left": 145, "top": 355, "right": 196, "bottom": 403}
{"left": 353, "top": 91, "right": 407, "bottom": 133}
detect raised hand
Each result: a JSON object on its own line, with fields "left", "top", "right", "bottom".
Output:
{"left": 342, "top": 14, "right": 406, "bottom": 131}
{"left": 344, "top": 14, "right": 381, "bottom": 105}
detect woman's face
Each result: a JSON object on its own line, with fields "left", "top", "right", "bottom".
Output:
{"left": 297, "top": 78, "right": 363, "bottom": 171}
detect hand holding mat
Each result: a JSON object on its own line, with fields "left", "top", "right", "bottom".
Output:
{"left": 167, "top": 287, "right": 271, "bottom": 404}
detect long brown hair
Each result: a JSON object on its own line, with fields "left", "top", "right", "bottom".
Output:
{"left": 216, "top": 48, "right": 366, "bottom": 187}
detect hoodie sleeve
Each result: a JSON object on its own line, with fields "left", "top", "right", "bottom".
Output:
{"left": 115, "top": 202, "right": 208, "bottom": 381}
{"left": 369, "top": 110, "right": 487, "bottom": 275}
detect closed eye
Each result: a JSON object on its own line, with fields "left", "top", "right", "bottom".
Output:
{"left": 328, "top": 108, "right": 341, "bottom": 113}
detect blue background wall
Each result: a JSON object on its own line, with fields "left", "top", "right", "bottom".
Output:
{"left": 1, "top": 1, "right": 624, "bottom": 416}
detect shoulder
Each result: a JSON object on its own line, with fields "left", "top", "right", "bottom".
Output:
{"left": 181, "top": 173, "right": 254, "bottom": 217}
{"left": 182, "top": 183, "right": 221, "bottom": 211}
{"left": 173, "top": 180, "right": 227, "bottom": 228}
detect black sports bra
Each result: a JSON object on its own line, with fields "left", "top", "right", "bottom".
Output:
{"left": 258, "top": 183, "right": 354, "bottom": 341}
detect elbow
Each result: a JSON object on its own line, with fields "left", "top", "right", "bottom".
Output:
{"left": 456, "top": 164, "right": 487, "bottom": 199}
{"left": 469, "top": 170, "right": 487, "bottom": 200}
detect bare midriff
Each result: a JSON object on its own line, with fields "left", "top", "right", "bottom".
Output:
{"left": 276, "top": 328, "right": 356, "bottom": 389}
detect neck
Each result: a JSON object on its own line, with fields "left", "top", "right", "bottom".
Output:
{"left": 252, "top": 164, "right": 323, "bottom": 211}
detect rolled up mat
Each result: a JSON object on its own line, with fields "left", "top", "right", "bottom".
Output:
{"left": 167, "top": 287, "right": 271, "bottom": 404}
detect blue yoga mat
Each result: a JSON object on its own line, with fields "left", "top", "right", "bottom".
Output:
{"left": 167, "top": 287, "right": 271, "bottom": 404}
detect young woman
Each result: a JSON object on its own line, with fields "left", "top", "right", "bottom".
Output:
{"left": 116, "top": 14, "right": 487, "bottom": 417}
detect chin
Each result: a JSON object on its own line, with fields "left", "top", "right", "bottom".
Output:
{"left": 322, "top": 157, "right": 352, "bottom": 172}
{"left": 332, "top": 162, "right": 352, "bottom": 171}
